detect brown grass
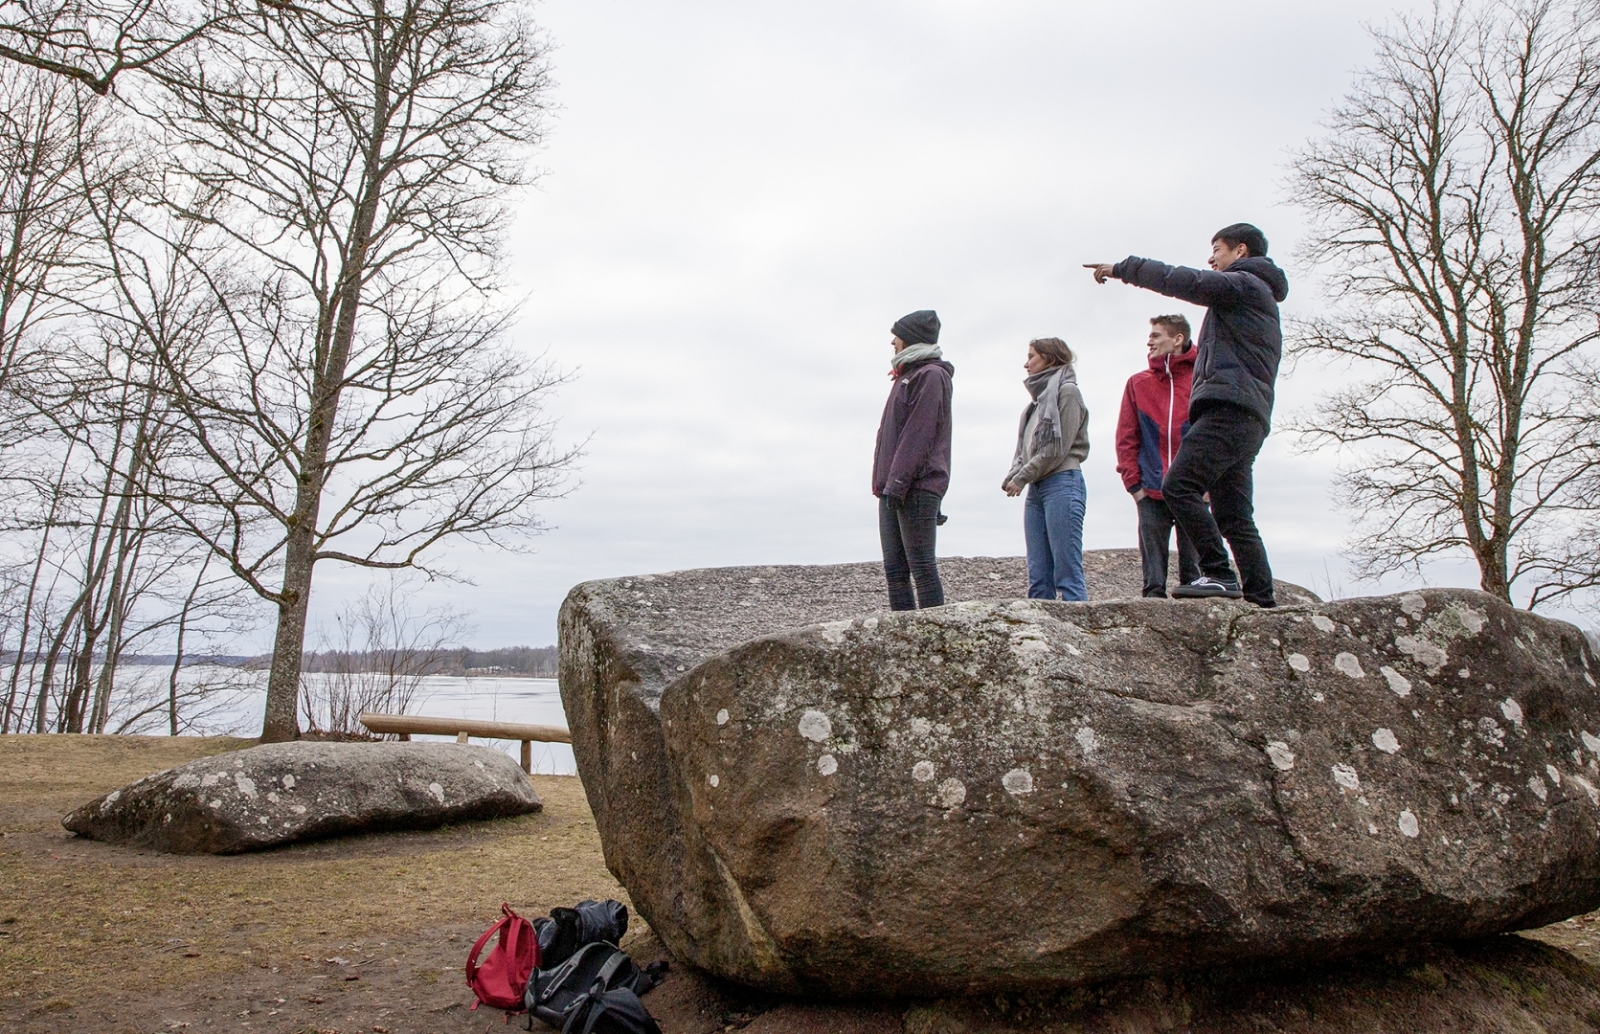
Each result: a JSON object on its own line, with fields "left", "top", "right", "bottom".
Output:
{"left": 0, "top": 734, "right": 623, "bottom": 1033}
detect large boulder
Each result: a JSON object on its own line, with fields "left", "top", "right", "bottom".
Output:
{"left": 63, "top": 741, "right": 542, "bottom": 853}
{"left": 559, "top": 555, "right": 1600, "bottom": 997}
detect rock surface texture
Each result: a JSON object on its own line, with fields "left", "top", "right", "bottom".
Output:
{"left": 560, "top": 553, "right": 1600, "bottom": 997}
{"left": 63, "top": 742, "right": 542, "bottom": 853}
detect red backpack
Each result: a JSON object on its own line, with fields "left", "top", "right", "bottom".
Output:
{"left": 466, "top": 903, "right": 539, "bottom": 1014}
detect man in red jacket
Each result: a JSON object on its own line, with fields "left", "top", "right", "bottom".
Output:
{"left": 1116, "top": 315, "right": 1201, "bottom": 597}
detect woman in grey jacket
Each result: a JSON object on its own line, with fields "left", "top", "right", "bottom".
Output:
{"left": 1003, "top": 337, "right": 1090, "bottom": 600}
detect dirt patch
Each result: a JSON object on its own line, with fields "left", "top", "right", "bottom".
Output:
{"left": 3, "top": 734, "right": 1600, "bottom": 1033}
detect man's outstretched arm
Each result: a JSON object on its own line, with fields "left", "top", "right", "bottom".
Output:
{"left": 1083, "top": 259, "right": 1244, "bottom": 307}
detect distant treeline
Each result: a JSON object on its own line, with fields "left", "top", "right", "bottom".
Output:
{"left": 5, "top": 647, "right": 560, "bottom": 678}
{"left": 298, "top": 646, "right": 559, "bottom": 678}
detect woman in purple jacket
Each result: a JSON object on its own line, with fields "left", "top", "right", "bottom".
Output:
{"left": 872, "top": 310, "right": 954, "bottom": 610}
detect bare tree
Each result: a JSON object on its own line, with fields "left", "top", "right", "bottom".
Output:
{"left": 300, "top": 572, "right": 471, "bottom": 736}
{"left": 122, "top": 0, "right": 571, "bottom": 742}
{"left": 1289, "top": 0, "right": 1600, "bottom": 608}
{"left": 0, "top": 0, "right": 230, "bottom": 94}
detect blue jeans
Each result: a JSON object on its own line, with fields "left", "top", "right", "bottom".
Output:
{"left": 1024, "top": 469, "right": 1086, "bottom": 600}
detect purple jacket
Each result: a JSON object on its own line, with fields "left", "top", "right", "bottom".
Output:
{"left": 872, "top": 358, "right": 954, "bottom": 500}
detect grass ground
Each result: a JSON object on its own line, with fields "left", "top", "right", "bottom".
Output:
{"left": 4, "top": 734, "right": 1600, "bottom": 1034}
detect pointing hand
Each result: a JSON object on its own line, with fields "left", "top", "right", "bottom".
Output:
{"left": 1084, "top": 263, "right": 1114, "bottom": 284}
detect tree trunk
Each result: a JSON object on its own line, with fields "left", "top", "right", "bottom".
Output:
{"left": 261, "top": 521, "right": 315, "bottom": 742}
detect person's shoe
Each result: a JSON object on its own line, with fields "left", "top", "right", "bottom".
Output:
{"left": 1171, "top": 576, "right": 1244, "bottom": 599}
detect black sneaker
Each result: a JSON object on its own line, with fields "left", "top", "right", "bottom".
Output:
{"left": 1171, "top": 576, "right": 1244, "bottom": 599}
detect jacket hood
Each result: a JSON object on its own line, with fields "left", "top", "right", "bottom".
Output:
{"left": 1146, "top": 344, "right": 1196, "bottom": 375}
{"left": 1233, "top": 256, "right": 1289, "bottom": 302}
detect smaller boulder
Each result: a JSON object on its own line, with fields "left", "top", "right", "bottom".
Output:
{"left": 63, "top": 741, "right": 542, "bottom": 854}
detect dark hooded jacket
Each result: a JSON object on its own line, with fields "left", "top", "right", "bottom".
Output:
{"left": 1110, "top": 255, "right": 1289, "bottom": 430}
{"left": 872, "top": 358, "right": 954, "bottom": 500}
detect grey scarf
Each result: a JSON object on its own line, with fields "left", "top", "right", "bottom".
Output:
{"left": 1025, "top": 364, "right": 1075, "bottom": 453}
{"left": 892, "top": 342, "right": 943, "bottom": 373}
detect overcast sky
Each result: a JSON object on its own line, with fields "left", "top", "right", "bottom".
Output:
{"left": 306, "top": 0, "right": 1511, "bottom": 650}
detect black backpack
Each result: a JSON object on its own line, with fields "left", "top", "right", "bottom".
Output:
{"left": 524, "top": 941, "right": 667, "bottom": 1034}
{"left": 534, "top": 899, "right": 630, "bottom": 968}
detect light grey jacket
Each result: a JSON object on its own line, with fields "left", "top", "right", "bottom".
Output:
{"left": 1004, "top": 366, "right": 1090, "bottom": 488}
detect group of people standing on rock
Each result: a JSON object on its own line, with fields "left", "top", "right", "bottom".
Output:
{"left": 871, "top": 222, "right": 1288, "bottom": 611}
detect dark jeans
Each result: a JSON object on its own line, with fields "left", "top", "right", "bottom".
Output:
{"left": 879, "top": 490, "right": 944, "bottom": 611}
{"left": 1136, "top": 495, "right": 1200, "bottom": 597}
{"left": 1162, "top": 403, "right": 1275, "bottom": 605}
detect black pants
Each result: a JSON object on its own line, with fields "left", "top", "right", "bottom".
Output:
{"left": 1162, "top": 403, "right": 1275, "bottom": 605}
{"left": 1137, "top": 495, "right": 1200, "bottom": 597}
{"left": 879, "top": 490, "right": 944, "bottom": 611}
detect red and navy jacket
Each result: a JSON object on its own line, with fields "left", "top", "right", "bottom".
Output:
{"left": 1115, "top": 345, "right": 1194, "bottom": 500}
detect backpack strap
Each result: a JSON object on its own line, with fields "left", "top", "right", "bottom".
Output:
{"left": 466, "top": 907, "right": 513, "bottom": 986}
{"left": 634, "top": 960, "right": 669, "bottom": 995}
{"left": 535, "top": 942, "right": 609, "bottom": 1005}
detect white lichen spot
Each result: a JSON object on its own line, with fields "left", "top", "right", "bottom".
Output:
{"left": 291, "top": 805, "right": 307, "bottom": 815}
{"left": 1009, "top": 629, "right": 1051, "bottom": 657}
{"left": 818, "top": 620, "right": 851, "bottom": 644}
{"left": 1332, "top": 764, "right": 1361, "bottom": 791}
{"left": 1399, "top": 594, "right": 1426, "bottom": 619}
{"left": 1570, "top": 773, "right": 1600, "bottom": 804}
{"left": 1002, "top": 769, "right": 1034, "bottom": 795}
{"left": 817, "top": 755, "right": 838, "bottom": 777}
{"left": 234, "top": 772, "right": 258, "bottom": 798}
{"left": 200, "top": 773, "right": 221, "bottom": 788}
{"left": 1395, "top": 636, "right": 1447, "bottom": 672}
{"left": 428, "top": 782, "right": 445, "bottom": 804}
{"left": 1398, "top": 810, "right": 1420, "bottom": 838}
{"left": 798, "top": 710, "right": 833, "bottom": 743}
{"left": 1287, "top": 653, "right": 1311, "bottom": 673}
{"left": 911, "top": 717, "right": 932, "bottom": 737}
{"left": 1547, "top": 765, "right": 1562, "bottom": 786}
{"left": 1458, "top": 668, "right": 1471, "bottom": 679}
{"left": 1395, "top": 616, "right": 1409, "bottom": 628}
{"left": 281, "top": 774, "right": 295, "bottom": 790}
{"left": 1528, "top": 776, "right": 1549, "bottom": 802}
{"left": 1379, "top": 666, "right": 1412, "bottom": 697}
{"left": 267, "top": 792, "right": 280, "bottom": 804}
{"left": 1075, "top": 727, "right": 1099, "bottom": 754}
{"left": 935, "top": 777, "right": 967, "bottom": 809}
{"left": 172, "top": 774, "right": 200, "bottom": 790}
{"left": 1457, "top": 607, "right": 1486, "bottom": 634}
{"left": 1335, "top": 653, "right": 1365, "bottom": 679}
{"left": 863, "top": 617, "right": 879, "bottom": 630}
{"left": 1312, "top": 615, "right": 1337, "bottom": 633}
{"left": 912, "top": 761, "right": 936, "bottom": 782}
{"left": 1266, "top": 742, "right": 1296, "bottom": 771}
{"left": 708, "top": 774, "right": 720, "bottom": 788}
{"left": 209, "top": 799, "right": 223, "bottom": 809}
{"left": 1372, "top": 728, "right": 1400, "bottom": 754}
{"left": 1582, "top": 731, "right": 1600, "bottom": 755}
{"left": 1500, "top": 699, "right": 1524, "bottom": 726}
{"left": 716, "top": 708, "right": 730, "bottom": 726}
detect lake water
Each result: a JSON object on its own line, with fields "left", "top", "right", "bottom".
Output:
{"left": 145, "top": 668, "right": 576, "bottom": 775}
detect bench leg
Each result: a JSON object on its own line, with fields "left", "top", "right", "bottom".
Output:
{"left": 456, "top": 731, "right": 469, "bottom": 744}
{"left": 398, "top": 733, "right": 410, "bottom": 741}
{"left": 521, "top": 740, "right": 532, "bottom": 774}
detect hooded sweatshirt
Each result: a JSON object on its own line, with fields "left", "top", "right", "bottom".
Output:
{"left": 1109, "top": 255, "right": 1289, "bottom": 430}
{"left": 1116, "top": 345, "right": 1195, "bottom": 499}
{"left": 873, "top": 357, "right": 955, "bottom": 500}
{"left": 1004, "top": 364, "right": 1089, "bottom": 489}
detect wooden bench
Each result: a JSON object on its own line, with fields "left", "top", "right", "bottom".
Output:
{"left": 359, "top": 712, "right": 571, "bottom": 774}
